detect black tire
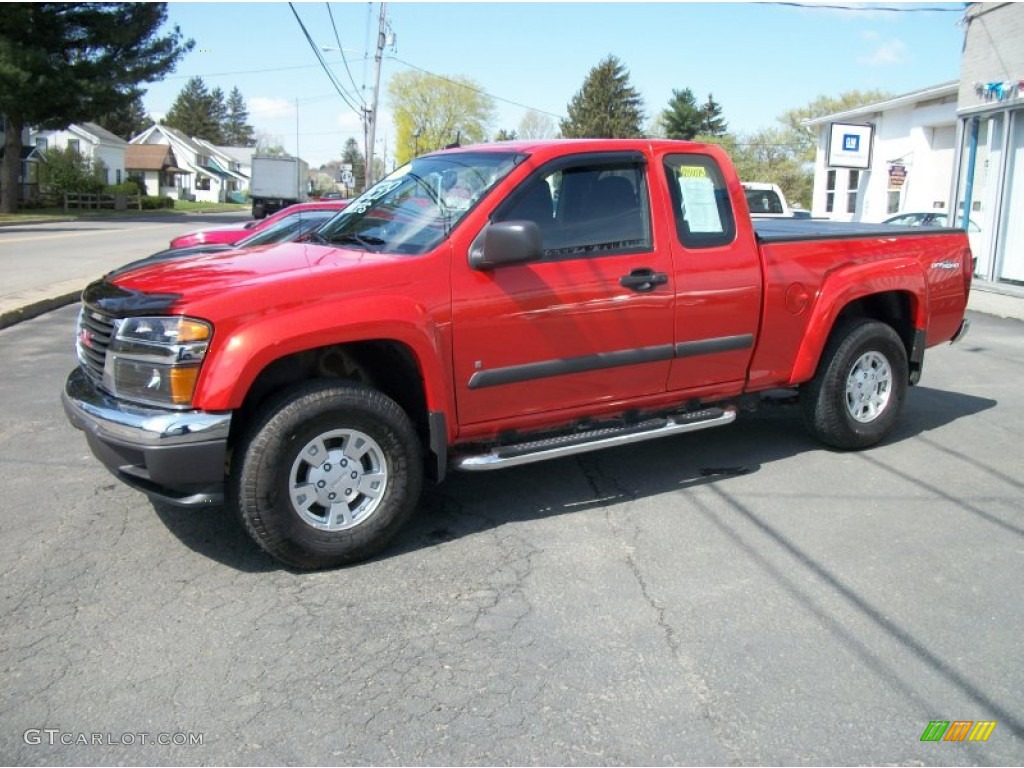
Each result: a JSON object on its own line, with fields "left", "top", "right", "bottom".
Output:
{"left": 233, "top": 380, "right": 423, "bottom": 569}
{"left": 252, "top": 203, "right": 266, "bottom": 219}
{"left": 800, "top": 318, "right": 908, "bottom": 450}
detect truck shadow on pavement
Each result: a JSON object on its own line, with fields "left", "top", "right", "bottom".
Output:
{"left": 149, "top": 384, "right": 997, "bottom": 575}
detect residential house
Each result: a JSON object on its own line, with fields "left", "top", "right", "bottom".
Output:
{"left": 124, "top": 143, "right": 191, "bottom": 198}
{"left": 130, "top": 124, "right": 251, "bottom": 203}
{"left": 0, "top": 117, "right": 42, "bottom": 201}
{"left": 30, "top": 122, "right": 128, "bottom": 185}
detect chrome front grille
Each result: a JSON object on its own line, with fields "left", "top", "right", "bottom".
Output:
{"left": 76, "top": 307, "right": 117, "bottom": 383}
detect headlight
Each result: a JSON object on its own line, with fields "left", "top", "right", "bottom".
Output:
{"left": 104, "top": 316, "right": 212, "bottom": 408}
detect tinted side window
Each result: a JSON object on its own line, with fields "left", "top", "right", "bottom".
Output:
{"left": 494, "top": 160, "right": 651, "bottom": 260}
{"left": 664, "top": 155, "right": 736, "bottom": 249}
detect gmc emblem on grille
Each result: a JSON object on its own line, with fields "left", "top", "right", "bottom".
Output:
{"left": 79, "top": 327, "right": 95, "bottom": 349}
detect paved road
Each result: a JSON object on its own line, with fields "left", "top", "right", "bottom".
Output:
{"left": 1, "top": 306, "right": 1022, "bottom": 766}
{"left": 0, "top": 214, "right": 249, "bottom": 318}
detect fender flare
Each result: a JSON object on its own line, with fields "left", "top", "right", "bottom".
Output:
{"left": 789, "top": 258, "right": 929, "bottom": 385}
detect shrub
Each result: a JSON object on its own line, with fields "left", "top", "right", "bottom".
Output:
{"left": 140, "top": 195, "right": 175, "bottom": 210}
{"left": 104, "top": 181, "right": 140, "bottom": 196}
{"left": 39, "top": 146, "right": 106, "bottom": 197}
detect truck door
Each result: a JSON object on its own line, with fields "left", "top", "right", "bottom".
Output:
{"left": 660, "top": 152, "right": 762, "bottom": 395}
{"left": 450, "top": 152, "right": 675, "bottom": 426}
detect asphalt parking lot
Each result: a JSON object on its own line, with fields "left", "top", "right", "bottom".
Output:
{"left": 1, "top": 305, "right": 1022, "bottom": 766}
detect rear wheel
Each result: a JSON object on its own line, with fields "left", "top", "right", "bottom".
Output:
{"left": 233, "top": 381, "right": 423, "bottom": 569}
{"left": 252, "top": 202, "right": 266, "bottom": 219}
{"left": 801, "top": 319, "right": 908, "bottom": 450}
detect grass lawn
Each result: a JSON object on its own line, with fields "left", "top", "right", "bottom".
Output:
{"left": 0, "top": 200, "right": 249, "bottom": 225}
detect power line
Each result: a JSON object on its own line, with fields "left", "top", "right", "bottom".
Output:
{"left": 326, "top": 2, "right": 366, "bottom": 107}
{"left": 288, "top": 2, "right": 364, "bottom": 117}
{"left": 771, "top": 2, "right": 965, "bottom": 12}
{"left": 387, "top": 54, "right": 565, "bottom": 120}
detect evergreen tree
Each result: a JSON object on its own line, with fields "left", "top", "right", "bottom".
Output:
{"left": 341, "top": 138, "right": 365, "bottom": 192}
{"left": 209, "top": 87, "right": 228, "bottom": 142}
{"left": 163, "top": 76, "right": 223, "bottom": 142}
{"left": 661, "top": 88, "right": 703, "bottom": 140}
{"left": 224, "top": 87, "right": 255, "bottom": 146}
{"left": 494, "top": 128, "right": 518, "bottom": 141}
{"left": 560, "top": 55, "right": 645, "bottom": 139}
{"left": 700, "top": 93, "right": 728, "bottom": 136}
{"left": 94, "top": 93, "right": 153, "bottom": 141}
{"left": 0, "top": 2, "right": 191, "bottom": 212}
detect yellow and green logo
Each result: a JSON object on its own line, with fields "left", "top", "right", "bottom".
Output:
{"left": 921, "top": 721, "right": 997, "bottom": 742}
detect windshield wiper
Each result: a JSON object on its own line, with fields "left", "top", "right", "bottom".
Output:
{"left": 306, "top": 230, "right": 330, "bottom": 245}
{"left": 331, "top": 233, "right": 386, "bottom": 249}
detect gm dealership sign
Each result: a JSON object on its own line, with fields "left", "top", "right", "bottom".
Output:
{"left": 827, "top": 122, "right": 874, "bottom": 169}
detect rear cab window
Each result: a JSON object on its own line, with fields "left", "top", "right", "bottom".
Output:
{"left": 663, "top": 155, "right": 736, "bottom": 249}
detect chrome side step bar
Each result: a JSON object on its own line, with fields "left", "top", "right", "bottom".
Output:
{"left": 453, "top": 406, "right": 737, "bottom": 471}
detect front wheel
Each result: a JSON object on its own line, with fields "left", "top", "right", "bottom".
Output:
{"left": 801, "top": 319, "right": 909, "bottom": 450}
{"left": 233, "top": 381, "right": 423, "bottom": 569}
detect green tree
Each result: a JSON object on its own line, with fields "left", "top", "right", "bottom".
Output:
{"left": 518, "top": 110, "right": 556, "bottom": 140}
{"left": 341, "top": 137, "right": 365, "bottom": 192}
{"left": 700, "top": 93, "right": 728, "bottom": 136}
{"left": 661, "top": 88, "right": 703, "bottom": 140}
{"left": 697, "top": 90, "right": 892, "bottom": 209}
{"left": 388, "top": 70, "right": 495, "bottom": 166}
{"left": 254, "top": 131, "right": 287, "bottom": 156}
{"left": 561, "top": 55, "right": 644, "bottom": 139}
{"left": 778, "top": 89, "right": 891, "bottom": 163}
{"left": 223, "top": 87, "right": 255, "bottom": 146}
{"left": 95, "top": 93, "right": 153, "bottom": 141}
{"left": 0, "top": 2, "right": 191, "bottom": 212}
{"left": 163, "top": 77, "right": 224, "bottom": 143}
{"left": 39, "top": 145, "right": 106, "bottom": 198}
{"left": 494, "top": 128, "right": 518, "bottom": 142}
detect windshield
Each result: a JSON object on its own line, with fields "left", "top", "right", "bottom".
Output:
{"left": 238, "top": 209, "right": 340, "bottom": 247}
{"left": 315, "top": 151, "right": 523, "bottom": 255}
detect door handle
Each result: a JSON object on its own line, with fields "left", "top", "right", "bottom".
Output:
{"left": 620, "top": 268, "right": 668, "bottom": 293}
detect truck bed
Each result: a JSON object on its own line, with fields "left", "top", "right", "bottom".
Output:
{"left": 753, "top": 218, "right": 966, "bottom": 243}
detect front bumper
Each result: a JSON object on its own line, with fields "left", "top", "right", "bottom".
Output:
{"left": 62, "top": 367, "right": 231, "bottom": 507}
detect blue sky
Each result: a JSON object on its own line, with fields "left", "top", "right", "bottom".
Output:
{"left": 146, "top": 1, "right": 969, "bottom": 168}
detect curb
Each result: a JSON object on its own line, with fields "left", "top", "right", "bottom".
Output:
{"left": 0, "top": 291, "right": 81, "bottom": 331}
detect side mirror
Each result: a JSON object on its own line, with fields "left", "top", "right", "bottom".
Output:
{"left": 469, "top": 220, "right": 543, "bottom": 271}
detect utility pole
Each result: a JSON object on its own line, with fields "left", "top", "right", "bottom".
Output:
{"left": 365, "top": 2, "right": 386, "bottom": 191}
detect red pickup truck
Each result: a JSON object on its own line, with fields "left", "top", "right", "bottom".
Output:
{"left": 62, "top": 139, "right": 971, "bottom": 569}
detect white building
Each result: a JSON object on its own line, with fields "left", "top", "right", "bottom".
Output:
{"left": 806, "top": 83, "right": 959, "bottom": 224}
{"left": 952, "top": 2, "right": 1024, "bottom": 285}
{"left": 130, "top": 125, "right": 250, "bottom": 203}
{"left": 30, "top": 122, "right": 128, "bottom": 186}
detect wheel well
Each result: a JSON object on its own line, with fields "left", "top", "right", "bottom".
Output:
{"left": 233, "top": 341, "right": 430, "bottom": 452}
{"left": 834, "top": 291, "right": 916, "bottom": 361}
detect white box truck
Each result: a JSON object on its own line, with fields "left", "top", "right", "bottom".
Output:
{"left": 250, "top": 155, "right": 310, "bottom": 219}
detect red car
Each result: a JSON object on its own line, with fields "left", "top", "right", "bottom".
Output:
{"left": 169, "top": 200, "right": 349, "bottom": 248}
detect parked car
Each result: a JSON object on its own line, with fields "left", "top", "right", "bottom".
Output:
{"left": 117, "top": 206, "right": 349, "bottom": 276}
{"left": 169, "top": 200, "right": 349, "bottom": 248}
{"left": 882, "top": 211, "right": 980, "bottom": 231}
{"left": 882, "top": 211, "right": 982, "bottom": 255}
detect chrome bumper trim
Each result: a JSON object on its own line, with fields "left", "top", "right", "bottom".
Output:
{"left": 62, "top": 367, "right": 231, "bottom": 448}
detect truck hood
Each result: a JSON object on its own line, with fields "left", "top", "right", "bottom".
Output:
{"left": 103, "top": 242, "right": 393, "bottom": 306}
